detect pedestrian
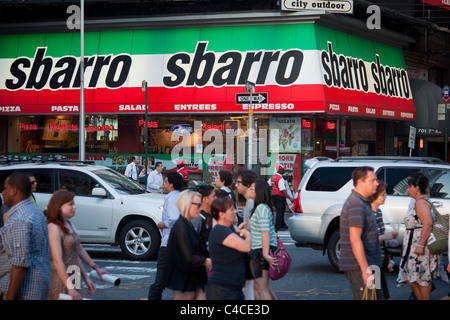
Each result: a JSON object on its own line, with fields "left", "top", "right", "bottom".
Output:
{"left": 176, "top": 159, "right": 189, "bottom": 187}
{"left": 124, "top": 155, "right": 140, "bottom": 183}
{"left": 268, "top": 164, "right": 293, "bottom": 231}
{"left": 164, "top": 190, "right": 212, "bottom": 300}
{"left": 139, "top": 158, "right": 153, "bottom": 186}
{"left": 234, "top": 169, "right": 257, "bottom": 224}
{"left": 0, "top": 173, "right": 50, "bottom": 300}
{"left": 339, "top": 166, "right": 381, "bottom": 300}
{"left": 369, "top": 180, "right": 398, "bottom": 300}
{"left": 207, "top": 196, "right": 252, "bottom": 300}
{"left": 397, "top": 173, "right": 442, "bottom": 300}
{"left": 247, "top": 179, "right": 278, "bottom": 300}
{"left": 215, "top": 169, "right": 235, "bottom": 198}
{"left": 233, "top": 168, "right": 257, "bottom": 299}
{"left": 0, "top": 193, "right": 6, "bottom": 227}
{"left": 146, "top": 161, "right": 164, "bottom": 194}
{"left": 45, "top": 189, "right": 109, "bottom": 300}
{"left": 216, "top": 169, "right": 238, "bottom": 217}
{"left": 25, "top": 172, "right": 38, "bottom": 207}
{"left": 191, "top": 184, "right": 216, "bottom": 249}
{"left": 147, "top": 171, "right": 184, "bottom": 300}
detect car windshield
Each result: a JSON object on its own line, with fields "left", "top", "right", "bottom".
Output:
{"left": 92, "top": 168, "right": 145, "bottom": 195}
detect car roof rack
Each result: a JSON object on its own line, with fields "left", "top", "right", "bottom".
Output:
{"left": 334, "top": 156, "right": 445, "bottom": 164}
{"left": 0, "top": 155, "right": 94, "bottom": 165}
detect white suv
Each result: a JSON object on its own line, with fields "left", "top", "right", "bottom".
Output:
{"left": 289, "top": 156, "right": 450, "bottom": 270}
{"left": 0, "top": 158, "right": 164, "bottom": 261}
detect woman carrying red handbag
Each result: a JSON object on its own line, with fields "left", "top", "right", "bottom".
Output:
{"left": 246, "top": 179, "right": 278, "bottom": 300}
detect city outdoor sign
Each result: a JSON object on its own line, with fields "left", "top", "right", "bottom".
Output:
{"left": 281, "top": 0, "right": 353, "bottom": 13}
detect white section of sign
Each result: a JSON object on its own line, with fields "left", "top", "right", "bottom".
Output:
{"left": 408, "top": 126, "right": 416, "bottom": 149}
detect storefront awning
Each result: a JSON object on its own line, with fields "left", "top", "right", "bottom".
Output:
{"left": 0, "top": 22, "right": 415, "bottom": 120}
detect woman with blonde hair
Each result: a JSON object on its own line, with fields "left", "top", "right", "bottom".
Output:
{"left": 45, "top": 189, "right": 108, "bottom": 300}
{"left": 164, "top": 190, "right": 212, "bottom": 300}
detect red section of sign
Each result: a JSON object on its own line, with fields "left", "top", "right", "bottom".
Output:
{"left": 422, "top": 0, "right": 450, "bottom": 10}
{"left": 0, "top": 84, "right": 416, "bottom": 120}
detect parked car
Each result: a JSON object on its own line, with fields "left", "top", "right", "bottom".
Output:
{"left": 0, "top": 157, "right": 164, "bottom": 260}
{"left": 289, "top": 156, "right": 450, "bottom": 270}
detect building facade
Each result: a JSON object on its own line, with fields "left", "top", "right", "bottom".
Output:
{"left": 0, "top": 3, "right": 448, "bottom": 188}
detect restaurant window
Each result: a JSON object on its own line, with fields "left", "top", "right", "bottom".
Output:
{"left": 85, "top": 115, "right": 118, "bottom": 154}
{"left": 18, "top": 115, "right": 79, "bottom": 153}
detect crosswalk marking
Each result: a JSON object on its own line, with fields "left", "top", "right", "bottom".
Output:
{"left": 277, "top": 230, "right": 295, "bottom": 246}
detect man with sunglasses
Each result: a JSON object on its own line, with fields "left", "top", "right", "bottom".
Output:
{"left": 234, "top": 169, "right": 257, "bottom": 225}
{"left": 25, "top": 173, "right": 38, "bottom": 207}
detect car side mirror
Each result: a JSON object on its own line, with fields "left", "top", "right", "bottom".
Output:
{"left": 92, "top": 187, "right": 107, "bottom": 198}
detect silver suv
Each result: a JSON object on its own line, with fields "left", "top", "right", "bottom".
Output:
{"left": 289, "top": 156, "right": 450, "bottom": 270}
{"left": 0, "top": 158, "right": 164, "bottom": 261}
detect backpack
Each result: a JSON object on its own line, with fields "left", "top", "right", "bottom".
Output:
{"left": 268, "top": 237, "right": 291, "bottom": 280}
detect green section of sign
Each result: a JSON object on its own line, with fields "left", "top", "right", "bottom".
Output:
{"left": 314, "top": 24, "right": 406, "bottom": 67}
{"left": 0, "top": 23, "right": 405, "bottom": 68}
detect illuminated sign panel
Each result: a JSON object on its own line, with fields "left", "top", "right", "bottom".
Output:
{"left": 0, "top": 23, "right": 414, "bottom": 119}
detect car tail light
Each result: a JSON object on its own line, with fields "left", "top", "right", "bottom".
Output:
{"left": 293, "top": 191, "right": 302, "bottom": 213}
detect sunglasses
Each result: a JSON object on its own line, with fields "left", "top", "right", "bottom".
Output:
{"left": 192, "top": 202, "right": 202, "bottom": 209}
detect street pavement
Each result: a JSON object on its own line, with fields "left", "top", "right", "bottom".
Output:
{"left": 84, "top": 230, "right": 449, "bottom": 301}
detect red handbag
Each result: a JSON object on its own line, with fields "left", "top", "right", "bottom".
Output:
{"left": 268, "top": 237, "right": 292, "bottom": 280}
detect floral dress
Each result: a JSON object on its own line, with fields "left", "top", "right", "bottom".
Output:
{"left": 397, "top": 199, "right": 440, "bottom": 287}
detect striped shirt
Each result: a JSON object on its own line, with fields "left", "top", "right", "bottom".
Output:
{"left": 249, "top": 203, "right": 277, "bottom": 250}
{"left": 339, "top": 190, "right": 382, "bottom": 271}
{"left": 0, "top": 198, "right": 50, "bottom": 299}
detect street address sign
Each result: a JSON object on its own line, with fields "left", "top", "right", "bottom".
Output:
{"left": 235, "top": 93, "right": 268, "bottom": 104}
{"left": 408, "top": 126, "right": 416, "bottom": 149}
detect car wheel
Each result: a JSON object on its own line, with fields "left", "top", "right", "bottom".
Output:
{"left": 119, "top": 220, "right": 160, "bottom": 261}
{"left": 327, "top": 229, "right": 340, "bottom": 271}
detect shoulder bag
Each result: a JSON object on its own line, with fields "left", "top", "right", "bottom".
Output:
{"left": 268, "top": 237, "right": 292, "bottom": 280}
{"left": 426, "top": 199, "right": 449, "bottom": 255}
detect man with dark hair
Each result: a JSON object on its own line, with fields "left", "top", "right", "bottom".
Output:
{"left": 234, "top": 169, "right": 258, "bottom": 225}
{"left": 24, "top": 172, "right": 38, "bottom": 207}
{"left": 146, "top": 161, "right": 164, "bottom": 194}
{"left": 340, "top": 166, "right": 381, "bottom": 300}
{"left": 215, "top": 169, "right": 237, "bottom": 212}
{"left": 269, "top": 164, "right": 293, "bottom": 231}
{"left": 192, "top": 185, "right": 216, "bottom": 247}
{"left": 215, "top": 170, "right": 233, "bottom": 191}
{"left": 0, "top": 173, "right": 50, "bottom": 300}
{"left": 124, "top": 155, "right": 140, "bottom": 182}
{"left": 147, "top": 171, "right": 183, "bottom": 300}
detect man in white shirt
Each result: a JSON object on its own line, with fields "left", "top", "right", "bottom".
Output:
{"left": 146, "top": 162, "right": 164, "bottom": 193}
{"left": 124, "top": 155, "right": 140, "bottom": 182}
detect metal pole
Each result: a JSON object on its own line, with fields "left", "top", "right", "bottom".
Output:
{"left": 145, "top": 83, "right": 148, "bottom": 187}
{"left": 446, "top": 102, "right": 448, "bottom": 163}
{"left": 79, "top": 0, "right": 85, "bottom": 161}
{"left": 247, "top": 91, "right": 253, "bottom": 170}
